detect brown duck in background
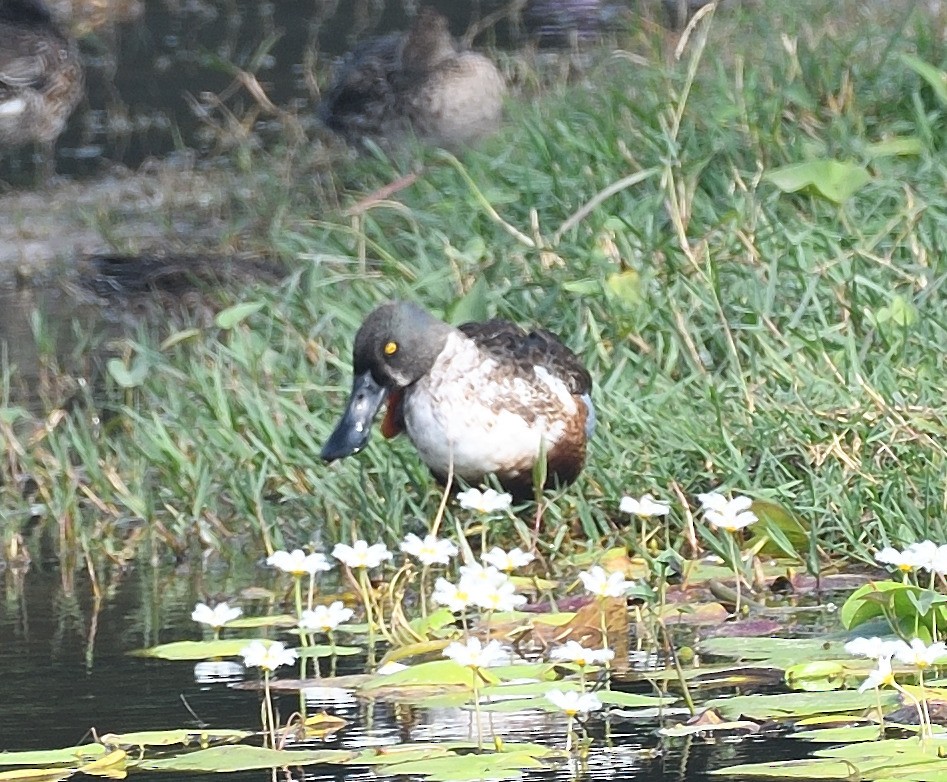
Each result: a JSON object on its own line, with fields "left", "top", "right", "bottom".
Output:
{"left": 319, "top": 7, "right": 505, "bottom": 149}
{"left": 0, "top": 0, "right": 83, "bottom": 178}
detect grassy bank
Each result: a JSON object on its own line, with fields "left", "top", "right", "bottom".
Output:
{"left": 2, "top": 0, "right": 945, "bottom": 577}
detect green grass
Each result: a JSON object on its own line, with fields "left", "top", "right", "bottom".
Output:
{"left": 2, "top": 0, "right": 946, "bottom": 574}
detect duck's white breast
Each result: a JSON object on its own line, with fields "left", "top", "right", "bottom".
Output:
{"left": 403, "top": 332, "right": 574, "bottom": 481}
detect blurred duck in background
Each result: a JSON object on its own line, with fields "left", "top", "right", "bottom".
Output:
{"left": 319, "top": 7, "right": 506, "bottom": 149}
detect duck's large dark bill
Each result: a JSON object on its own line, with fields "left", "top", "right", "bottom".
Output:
{"left": 320, "top": 371, "right": 389, "bottom": 461}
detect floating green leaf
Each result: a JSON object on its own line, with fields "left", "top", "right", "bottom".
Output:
{"left": 0, "top": 746, "right": 107, "bottom": 768}
{"left": 710, "top": 758, "right": 857, "bottom": 778}
{"left": 138, "top": 746, "right": 351, "bottom": 772}
{"left": 359, "top": 660, "right": 497, "bottom": 691}
{"left": 764, "top": 159, "right": 871, "bottom": 203}
{"left": 707, "top": 689, "right": 896, "bottom": 720}
{"left": 99, "top": 729, "right": 250, "bottom": 748}
{"left": 378, "top": 751, "right": 546, "bottom": 781}
{"left": 134, "top": 639, "right": 267, "bottom": 660}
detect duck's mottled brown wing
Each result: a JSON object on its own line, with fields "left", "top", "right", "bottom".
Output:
{"left": 458, "top": 319, "right": 592, "bottom": 396}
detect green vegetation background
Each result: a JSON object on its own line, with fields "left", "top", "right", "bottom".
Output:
{"left": 3, "top": 0, "right": 945, "bottom": 570}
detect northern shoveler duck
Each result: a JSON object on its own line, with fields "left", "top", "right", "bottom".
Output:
{"left": 321, "top": 301, "right": 594, "bottom": 499}
{"left": 319, "top": 7, "right": 505, "bottom": 149}
{"left": 0, "top": 0, "right": 83, "bottom": 176}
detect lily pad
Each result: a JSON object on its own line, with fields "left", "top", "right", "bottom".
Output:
{"left": 99, "top": 729, "right": 251, "bottom": 748}
{"left": 378, "top": 751, "right": 546, "bottom": 781}
{"left": 0, "top": 746, "right": 107, "bottom": 768}
{"left": 707, "top": 689, "right": 897, "bottom": 721}
{"left": 134, "top": 639, "right": 265, "bottom": 661}
{"left": 138, "top": 746, "right": 351, "bottom": 772}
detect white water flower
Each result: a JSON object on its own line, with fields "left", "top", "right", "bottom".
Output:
{"left": 332, "top": 540, "right": 393, "bottom": 569}
{"left": 550, "top": 641, "right": 614, "bottom": 667}
{"left": 545, "top": 689, "right": 603, "bottom": 716}
{"left": 929, "top": 545, "right": 947, "bottom": 576}
{"left": 431, "top": 577, "right": 475, "bottom": 613}
{"left": 875, "top": 546, "right": 918, "bottom": 572}
{"left": 443, "top": 637, "right": 506, "bottom": 669}
{"left": 844, "top": 636, "right": 904, "bottom": 661}
{"left": 474, "top": 579, "right": 527, "bottom": 612}
{"left": 191, "top": 601, "right": 242, "bottom": 629}
{"left": 400, "top": 533, "right": 458, "bottom": 566}
{"left": 241, "top": 640, "right": 298, "bottom": 672}
{"left": 457, "top": 487, "right": 513, "bottom": 514}
{"left": 459, "top": 562, "right": 508, "bottom": 590}
{"left": 907, "top": 540, "right": 939, "bottom": 571}
{"left": 893, "top": 638, "right": 947, "bottom": 669}
{"left": 482, "top": 546, "right": 535, "bottom": 573}
{"left": 619, "top": 494, "right": 670, "bottom": 518}
{"left": 858, "top": 655, "right": 895, "bottom": 693}
{"left": 698, "top": 492, "right": 758, "bottom": 532}
{"left": 579, "top": 566, "right": 633, "bottom": 598}
{"left": 267, "top": 549, "right": 332, "bottom": 577}
{"left": 299, "top": 601, "right": 354, "bottom": 633}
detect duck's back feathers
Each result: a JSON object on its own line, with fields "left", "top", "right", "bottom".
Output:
{"left": 458, "top": 319, "right": 593, "bottom": 398}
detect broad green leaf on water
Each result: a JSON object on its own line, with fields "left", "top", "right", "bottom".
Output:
{"left": 379, "top": 639, "right": 451, "bottom": 666}
{"left": 901, "top": 54, "right": 947, "bottom": 105}
{"left": 710, "top": 758, "right": 857, "bottom": 778}
{"left": 0, "top": 769, "right": 73, "bottom": 781}
{"left": 477, "top": 698, "right": 553, "bottom": 713}
{"left": 490, "top": 663, "right": 557, "bottom": 682}
{"left": 864, "top": 137, "right": 924, "bottom": 159}
{"left": 659, "top": 719, "right": 760, "bottom": 738}
{"left": 409, "top": 609, "right": 457, "bottom": 637}
{"left": 378, "top": 751, "right": 546, "bottom": 781}
{"left": 700, "top": 637, "right": 850, "bottom": 667}
{"left": 297, "top": 644, "right": 362, "bottom": 659}
{"left": 138, "top": 746, "right": 351, "bottom": 772}
{"left": 225, "top": 614, "right": 297, "bottom": 629}
{"left": 77, "top": 749, "right": 126, "bottom": 774}
{"left": 350, "top": 746, "right": 455, "bottom": 765}
{"left": 214, "top": 301, "right": 265, "bottom": 330}
{"left": 480, "top": 680, "right": 582, "bottom": 700}
{"left": 107, "top": 357, "right": 150, "bottom": 388}
{"left": 784, "top": 661, "right": 846, "bottom": 691}
{"left": 447, "top": 277, "right": 491, "bottom": 326}
{"left": 763, "top": 159, "right": 871, "bottom": 203}
{"left": 791, "top": 725, "right": 883, "bottom": 743}
{"left": 707, "top": 689, "right": 897, "bottom": 721}
{"left": 100, "top": 729, "right": 250, "bottom": 748}
{"left": 840, "top": 581, "right": 946, "bottom": 636}
{"left": 0, "top": 745, "right": 107, "bottom": 767}
{"left": 605, "top": 270, "right": 642, "bottom": 307}
{"left": 134, "top": 639, "right": 270, "bottom": 660}
{"left": 597, "top": 691, "right": 676, "bottom": 708}
{"left": 358, "top": 660, "right": 497, "bottom": 691}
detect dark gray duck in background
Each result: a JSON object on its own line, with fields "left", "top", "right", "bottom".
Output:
{"left": 319, "top": 7, "right": 506, "bottom": 149}
{"left": 0, "top": 0, "right": 83, "bottom": 177}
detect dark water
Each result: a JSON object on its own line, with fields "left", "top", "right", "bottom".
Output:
{"left": 0, "top": 563, "right": 818, "bottom": 780}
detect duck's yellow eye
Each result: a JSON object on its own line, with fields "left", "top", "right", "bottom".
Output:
{"left": 384, "top": 341, "right": 398, "bottom": 356}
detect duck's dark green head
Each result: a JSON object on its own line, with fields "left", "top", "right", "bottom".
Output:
{"left": 320, "top": 301, "right": 453, "bottom": 462}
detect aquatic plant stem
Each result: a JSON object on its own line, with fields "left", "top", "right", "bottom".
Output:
{"left": 262, "top": 671, "right": 278, "bottom": 749}
{"left": 355, "top": 568, "right": 377, "bottom": 654}
{"left": 420, "top": 564, "right": 430, "bottom": 619}
{"left": 471, "top": 667, "right": 484, "bottom": 750}
{"left": 729, "top": 532, "right": 742, "bottom": 616}
{"left": 565, "top": 714, "right": 574, "bottom": 752}
{"left": 293, "top": 576, "right": 304, "bottom": 622}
